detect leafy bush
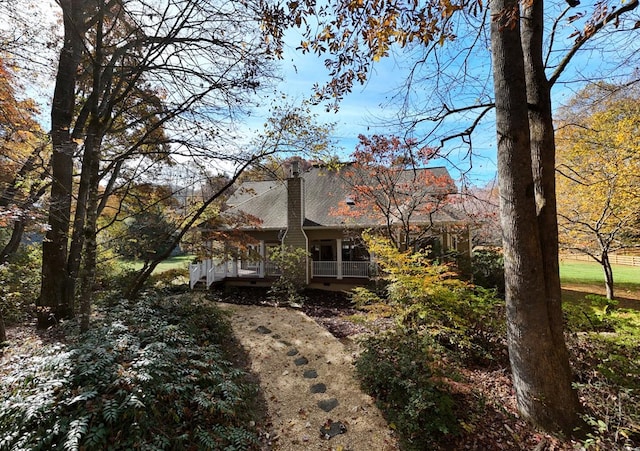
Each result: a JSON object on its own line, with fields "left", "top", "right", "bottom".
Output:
{"left": 355, "top": 329, "right": 458, "bottom": 449}
{"left": 0, "top": 293, "right": 261, "bottom": 450}
{"left": 358, "top": 232, "right": 506, "bottom": 365}
{"left": 471, "top": 248, "right": 504, "bottom": 297}
{"left": 563, "top": 294, "right": 618, "bottom": 333}
{"left": 566, "top": 294, "right": 640, "bottom": 449}
{"left": 352, "top": 234, "right": 508, "bottom": 448}
{"left": 0, "top": 243, "right": 41, "bottom": 325}
{"left": 268, "top": 245, "right": 309, "bottom": 306}
{"left": 148, "top": 267, "right": 190, "bottom": 293}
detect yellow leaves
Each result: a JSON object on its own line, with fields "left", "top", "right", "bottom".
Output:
{"left": 556, "top": 87, "right": 640, "bottom": 254}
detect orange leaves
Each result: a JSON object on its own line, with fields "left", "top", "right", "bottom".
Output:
{"left": 491, "top": 3, "right": 520, "bottom": 31}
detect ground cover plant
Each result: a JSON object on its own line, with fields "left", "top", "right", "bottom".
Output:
{"left": 0, "top": 291, "right": 263, "bottom": 450}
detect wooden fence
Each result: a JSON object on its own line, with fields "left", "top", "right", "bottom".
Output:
{"left": 560, "top": 253, "right": 640, "bottom": 267}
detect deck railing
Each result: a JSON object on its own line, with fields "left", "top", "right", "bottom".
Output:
{"left": 191, "top": 258, "right": 372, "bottom": 289}
{"left": 341, "top": 261, "right": 370, "bottom": 278}
{"left": 312, "top": 261, "right": 370, "bottom": 278}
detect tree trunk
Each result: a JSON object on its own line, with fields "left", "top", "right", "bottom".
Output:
{"left": 521, "top": 0, "right": 581, "bottom": 432}
{"left": 491, "top": 0, "right": 578, "bottom": 436}
{"left": 38, "top": 0, "right": 85, "bottom": 327}
{"left": 0, "top": 219, "right": 25, "bottom": 264}
{"left": 79, "top": 0, "right": 107, "bottom": 332}
{"left": 66, "top": 114, "right": 96, "bottom": 313}
{"left": 0, "top": 310, "right": 6, "bottom": 343}
{"left": 601, "top": 252, "right": 614, "bottom": 300}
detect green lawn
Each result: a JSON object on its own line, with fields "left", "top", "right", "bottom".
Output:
{"left": 119, "top": 254, "right": 194, "bottom": 273}
{"left": 560, "top": 259, "right": 640, "bottom": 289}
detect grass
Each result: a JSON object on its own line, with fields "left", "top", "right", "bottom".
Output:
{"left": 560, "top": 259, "right": 640, "bottom": 290}
{"left": 119, "top": 254, "right": 194, "bottom": 273}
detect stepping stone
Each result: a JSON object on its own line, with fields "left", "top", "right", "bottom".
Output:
{"left": 319, "top": 419, "right": 347, "bottom": 439}
{"left": 286, "top": 348, "right": 299, "bottom": 356}
{"left": 294, "top": 356, "right": 309, "bottom": 366}
{"left": 255, "top": 325, "right": 271, "bottom": 334}
{"left": 317, "top": 398, "right": 339, "bottom": 412}
{"left": 303, "top": 369, "right": 318, "bottom": 379}
{"left": 310, "top": 383, "right": 326, "bottom": 394}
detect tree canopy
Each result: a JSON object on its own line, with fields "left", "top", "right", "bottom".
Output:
{"left": 335, "top": 134, "right": 456, "bottom": 251}
{"left": 556, "top": 82, "right": 640, "bottom": 298}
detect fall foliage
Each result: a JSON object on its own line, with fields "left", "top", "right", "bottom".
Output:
{"left": 556, "top": 82, "right": 640, "bottom": 298}
{"left": 335, "top": 134, "right": 456, "bottom": 251}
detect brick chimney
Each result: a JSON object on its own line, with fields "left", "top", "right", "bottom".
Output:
{"left": 282, "top": 167, "right": 309, "bottom": 283}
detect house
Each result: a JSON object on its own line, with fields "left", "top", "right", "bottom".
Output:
{"left": 189, "top": 162, "right": 471, "bottom": 290}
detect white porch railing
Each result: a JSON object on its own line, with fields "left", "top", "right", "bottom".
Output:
{"left": 190, "top": 260, "right": 229, "bottom": 288}
{"left": 312, "top": 261, "right": 370, "bottom": 278}
{"left": 341, "top": 261, "right": 370, "bottom": 278}
{"left": 189, "top": 262, "right": 203, "bottom": 289}
{"left": 191, "top": 258, "right": 372, "bottom": 289}
{"left": 312, "top": 261, "right": 338, "bottom": 277}
{"left": 265, "top": 261, "right": 281, "bottom": 276}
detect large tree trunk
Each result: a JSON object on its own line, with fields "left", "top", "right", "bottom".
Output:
{"left": 38, "top": 0, "right": 85, "bottom": 327}
{"left": 521, "top": 0, "right": 581, "bottom": 432}
{"left": 66, "top": 117, "right": 96, "bottom": 313}
{"left": 491, "top": 0, "right": 579, "bottom": 436}
{"left": 79, "top": 0, "right": 107, "bottom": 332}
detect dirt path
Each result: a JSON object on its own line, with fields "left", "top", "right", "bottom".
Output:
{"left": 218, "top": 303, "right": 398, "bottom": 451}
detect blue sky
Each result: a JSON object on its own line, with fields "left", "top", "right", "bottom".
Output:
{"left": 255, "top": 0, "right": 640, "bottom": 187}
{"left": 261, "top": 29, "right": 500, "bottom": 186}
{"left": 21, "top": 0, "right": 639, "bottom": 187}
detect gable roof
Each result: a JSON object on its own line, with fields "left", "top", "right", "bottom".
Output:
{"left": 223, "top": 164, "right": 461, "bottom": 230}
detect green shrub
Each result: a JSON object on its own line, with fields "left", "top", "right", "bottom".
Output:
{"left": 268, "top": 246, "right": 309, "bottom": 306}
{"left": 0, "top": 243, "right": 41, "bottom": 325}
{"left": 148, "top": 267, "right": 190, "bottom": 293}
{"left": 566, "top": 295, "right": 640, "bottom": 449}
{"left": 0, "top": 293, "right": 261, "bottom": 450}
{"left": 355, "top": 329, "right": 458, "bottom": 449}
{"left": 563, "top": 294, "right": 619, "bottom": 333}
{"left": 471, "top": 248, "right": 504, "bottom": 297}
{"left": 359, "top": 233, "right": 506, "bottom": 365}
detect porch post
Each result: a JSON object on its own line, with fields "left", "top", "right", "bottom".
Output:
{"left": 231, "top": 249, "right": 239, "bottom": 277}
{"left": 369, "top": 250, "right": 376, "bottom": 278}
{"left": 259, "top": 240, "right": 265, "bottom": 278}
{"left": 336, "top": 238, "right": 343, "bottom": 279}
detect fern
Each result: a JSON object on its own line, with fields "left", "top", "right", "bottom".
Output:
{"left": 0, "top": 292, "right": 261, "bottom": 450}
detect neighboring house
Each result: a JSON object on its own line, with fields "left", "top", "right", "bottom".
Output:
{"left": 189, "top": 163, "right": 471, "bottom": 290}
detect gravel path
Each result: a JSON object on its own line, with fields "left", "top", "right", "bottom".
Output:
{"left": 218, "top": 303, "right": 398, "bottom": 451}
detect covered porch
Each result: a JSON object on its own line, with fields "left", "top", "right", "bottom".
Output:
{"left": 189, "top": 236, "right": 373, "bottom": 289}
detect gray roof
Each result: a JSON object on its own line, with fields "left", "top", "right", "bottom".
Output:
{"left": 226, "top": 180, "right": 282, "bottom": 207}
{"left": 223, "top": 164, "right": 461, "bottom": 230}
